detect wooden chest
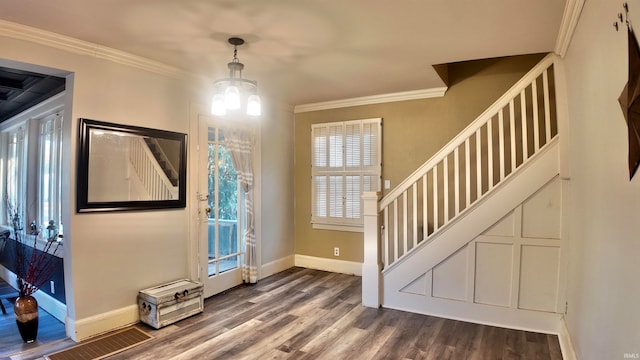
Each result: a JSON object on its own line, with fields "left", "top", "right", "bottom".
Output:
{"left": 138, "top": 279, "right": 204, "bottom": 329}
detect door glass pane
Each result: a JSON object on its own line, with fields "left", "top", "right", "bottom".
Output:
{"left": 207, "top": 127, "right": 241, "bottom": 277}
{"left": 207, "top": 141, "right": 218, "bottom": 264}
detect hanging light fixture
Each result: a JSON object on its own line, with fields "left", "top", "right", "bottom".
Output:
{"left": 211, "top": 37, "right": 261, "bottom": 117}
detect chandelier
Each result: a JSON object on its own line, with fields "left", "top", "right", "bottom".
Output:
{"left": 211, "top": 37, "right": 261, "bottom": 117}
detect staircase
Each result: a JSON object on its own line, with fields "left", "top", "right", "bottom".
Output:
{"left": 129, "top": 138, "right": 179, "bottom": 200}
{"left": 362, "top": 53, "right": 565, "bottom": 333}
{"left": 144, "top": 138, "right": 180, "bottom": 186}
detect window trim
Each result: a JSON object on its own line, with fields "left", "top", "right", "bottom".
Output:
{"left": 311, "top": 118, "right": 382, "bottom": 231}
{"left": 1, "top": 92, "right": 65, "bottom": 237}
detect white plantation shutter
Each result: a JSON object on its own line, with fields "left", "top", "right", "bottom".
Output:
{"left": 313, "top": 176, "right": 327, "bottom": 217}
{"left": 345, "top": 175, "right": 360, "bottom": 219}
{"left": 328, "top": 124, "right": 343, "bottom": 168}
{"left": 313, "top": 127, "right": 327, "bottom": 168}
{"left": 329, "top": 175, "right": 343, "bottom": 218}
{"left": 311, "top": 118, "right": 382, "bottom": 229}
{"left": 363, "top": 175, "right": 375, "bottom": 192}
{"left": 345, "top": 123, "right": 361, "bottom": 168}
{"left": 363, "top": 121, "right": 377, "bottom": 167}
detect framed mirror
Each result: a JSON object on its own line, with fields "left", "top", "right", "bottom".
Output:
{"left": 77, "top": 118, "right": 187, "bottom": 213}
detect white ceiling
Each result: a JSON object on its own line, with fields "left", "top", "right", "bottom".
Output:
{"left": 0, "top": 0, "right": 566, "bottom": 106}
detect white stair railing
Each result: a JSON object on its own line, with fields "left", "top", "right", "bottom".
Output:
{"left": 129, "top": 138, "right": 179, "bottom": 200}
{"left": 363, "top": 54, "right": 560, "bottom": 307}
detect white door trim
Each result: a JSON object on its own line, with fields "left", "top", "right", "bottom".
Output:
{"left": 188, "top": 102, "right": 262, "bottom": 296}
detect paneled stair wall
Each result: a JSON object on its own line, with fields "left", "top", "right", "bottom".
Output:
{"left": 362, "top": 53, "right": 566, "bottom": 334}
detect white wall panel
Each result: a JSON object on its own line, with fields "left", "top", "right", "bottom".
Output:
{"left": 522, "top": 177, "right": 561, "bottom": 239}
{"left": 474, "top": 242, "right": 513, "bottom": 307}
{"left": 519, "top": 245, "right": 560, "bottom": 312}
{"left": 400, "top": 271, "right": 430, "bottom": 296}
{"left": 433, "top": 245, "right": 468, "bottom": 301}
{"left": 483, "top": 211, "right": 515, "bottom": 237}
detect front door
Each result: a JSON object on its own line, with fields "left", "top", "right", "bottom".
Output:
{"left": 197, "top": 116, "right": 244, "bottom": 297}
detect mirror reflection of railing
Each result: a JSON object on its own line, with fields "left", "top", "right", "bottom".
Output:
{"left": 129, "top": 137, "right": 179, "bottom": 200}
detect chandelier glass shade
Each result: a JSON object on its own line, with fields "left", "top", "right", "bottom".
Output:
{"left": 211, "top": 37, "right": 261, "bottom": 117}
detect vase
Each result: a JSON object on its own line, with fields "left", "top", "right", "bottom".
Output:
{"left": 14, "top": 295, "right": 39, "bottom": 343}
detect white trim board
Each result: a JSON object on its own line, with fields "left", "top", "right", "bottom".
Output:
{"left": 294, "top": 87, "right": 448, "bottom": 113}
{"left": 554, "top": 0, "right": 585, "bottom": 57}
{"left": 0, "top": 265, "right": 67, "bottom": 323}
{"left": 384, "top": 294, "right": 563, "bottom": 334}
{"left": 0, "top": 91, "right": 65, "bottom": 131}
{"left": 294, "top": 254, "right": 362, "bottom": 276}
{"left": 260, "top": 255, "right": 295, "bottom": 280}
{"left": 65, "top": 255, "right": 295, "bottom": 342}
{"left": 558, "top": 317, "right": 578, "bottom": 360}
{"left": 68, "top": 304, "right": 139, "bottom": 342}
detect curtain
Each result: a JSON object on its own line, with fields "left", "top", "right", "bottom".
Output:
{"left": 225, "top": 128, "right": 257, "bottom": 283}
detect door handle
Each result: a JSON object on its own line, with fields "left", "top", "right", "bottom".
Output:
{"left": 205, "top": 207, "right": 211, "bottom": 214}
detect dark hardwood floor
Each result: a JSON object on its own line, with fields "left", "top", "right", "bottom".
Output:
{"left": 1, "top": 268, "right": 563, "bottom": 359}
{"left": 106, "top": 267, "right": 563, "bottom": 360}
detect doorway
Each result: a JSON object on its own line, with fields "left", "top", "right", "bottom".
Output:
{"left": 0, "top": 61, "right": 70, "bottom": 355}
{"left": 197, "top": 115, "right": 257, "bottom": 297}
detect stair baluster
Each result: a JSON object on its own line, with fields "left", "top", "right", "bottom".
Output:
{"left": 129, "top": 138, "right": 179, "bottom": 200}
{"left": 363, "top": 54, "right": 560, "bottom": 307}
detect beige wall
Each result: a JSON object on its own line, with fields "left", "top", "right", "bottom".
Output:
{"left": 260, "top": 103, "right": 296, "bottom": 267}
{"left": 0, "top": 35, "right": 193, "bottom": 340}
{"left": 561, "top": 0, "right": 640, "bottom": 358}
{"left": 294, "top": 54, "right": 545, "bottom": 263}
{"left": 0, "top": 31, "right": 295, "bottom": 340}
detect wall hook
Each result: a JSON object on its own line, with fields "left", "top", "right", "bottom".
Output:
{"left": 624, "top": 3, "right": 630, "bottom": 27}
{"left": 615, "top": 21, "right": 620, "bottom": 31}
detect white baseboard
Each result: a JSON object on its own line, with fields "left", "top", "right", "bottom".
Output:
{"left": 295, "top": 254, "right": 362, "bottom": 276}
{"left": 558, "top": 316, "right": 577, "bottom": 360}
{"left": 32, "top": 290, "right": 66, "bottom": 322}
{"left": 0, "top": 265, "right": 67, "bottom": 322}
{"left": 260, "top": 255, "right": 295, "bottom": 279}
{"left": 385, "top": 292, "right": 563, "bottom": 335}
{"left": 68, "top": 304, "right": 139, "bottom": 342}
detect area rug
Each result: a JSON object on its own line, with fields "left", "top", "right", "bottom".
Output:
{"left": 45, "top": 327, "right": 153, "bottom": 360}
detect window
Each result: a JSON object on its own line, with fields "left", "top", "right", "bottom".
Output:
{"left": 1, "top": 111, "right": 63, "bottom": 235}
{"left": 38, "top": 113, "right": 63, "bottom": 229}
{"left": 311, "top": 118, "right": 381, "bottom": 231}
{"left": 6, "top": 126, "right": 26, "bottom": 212}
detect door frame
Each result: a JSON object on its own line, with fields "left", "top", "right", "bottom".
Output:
{"left": 188, "top": 103, "right": 262, "bottom": 298}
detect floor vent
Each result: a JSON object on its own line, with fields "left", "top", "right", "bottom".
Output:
{"left": 45, "top": 327, "right": 152, "bottom": 360}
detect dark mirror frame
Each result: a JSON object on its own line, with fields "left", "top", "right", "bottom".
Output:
{"left": 77, "top": 118, "right": 187, "bottom": 213}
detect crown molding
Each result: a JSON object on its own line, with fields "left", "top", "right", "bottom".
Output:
{"left": 554, "top": 0, "right": 585, "bottom": 58}
{"left": 294, "top": 87, "right": 448, "bottom": 113}
{"left": 0, "top": 20, "right": 186, "bottom": 78}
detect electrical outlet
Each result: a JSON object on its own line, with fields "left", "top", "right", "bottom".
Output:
{"left": 50, "top": 281, "right": 55, "bottom": 294}
{"left": 334, "top": 247, "right": 340, "bottom": 257}
{"left": 384, "top": 180, "right": 391, "bottom": 189}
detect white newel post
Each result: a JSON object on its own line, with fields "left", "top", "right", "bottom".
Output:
{"left": 362, "top": 191, "right": 381, "bottom": 308}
